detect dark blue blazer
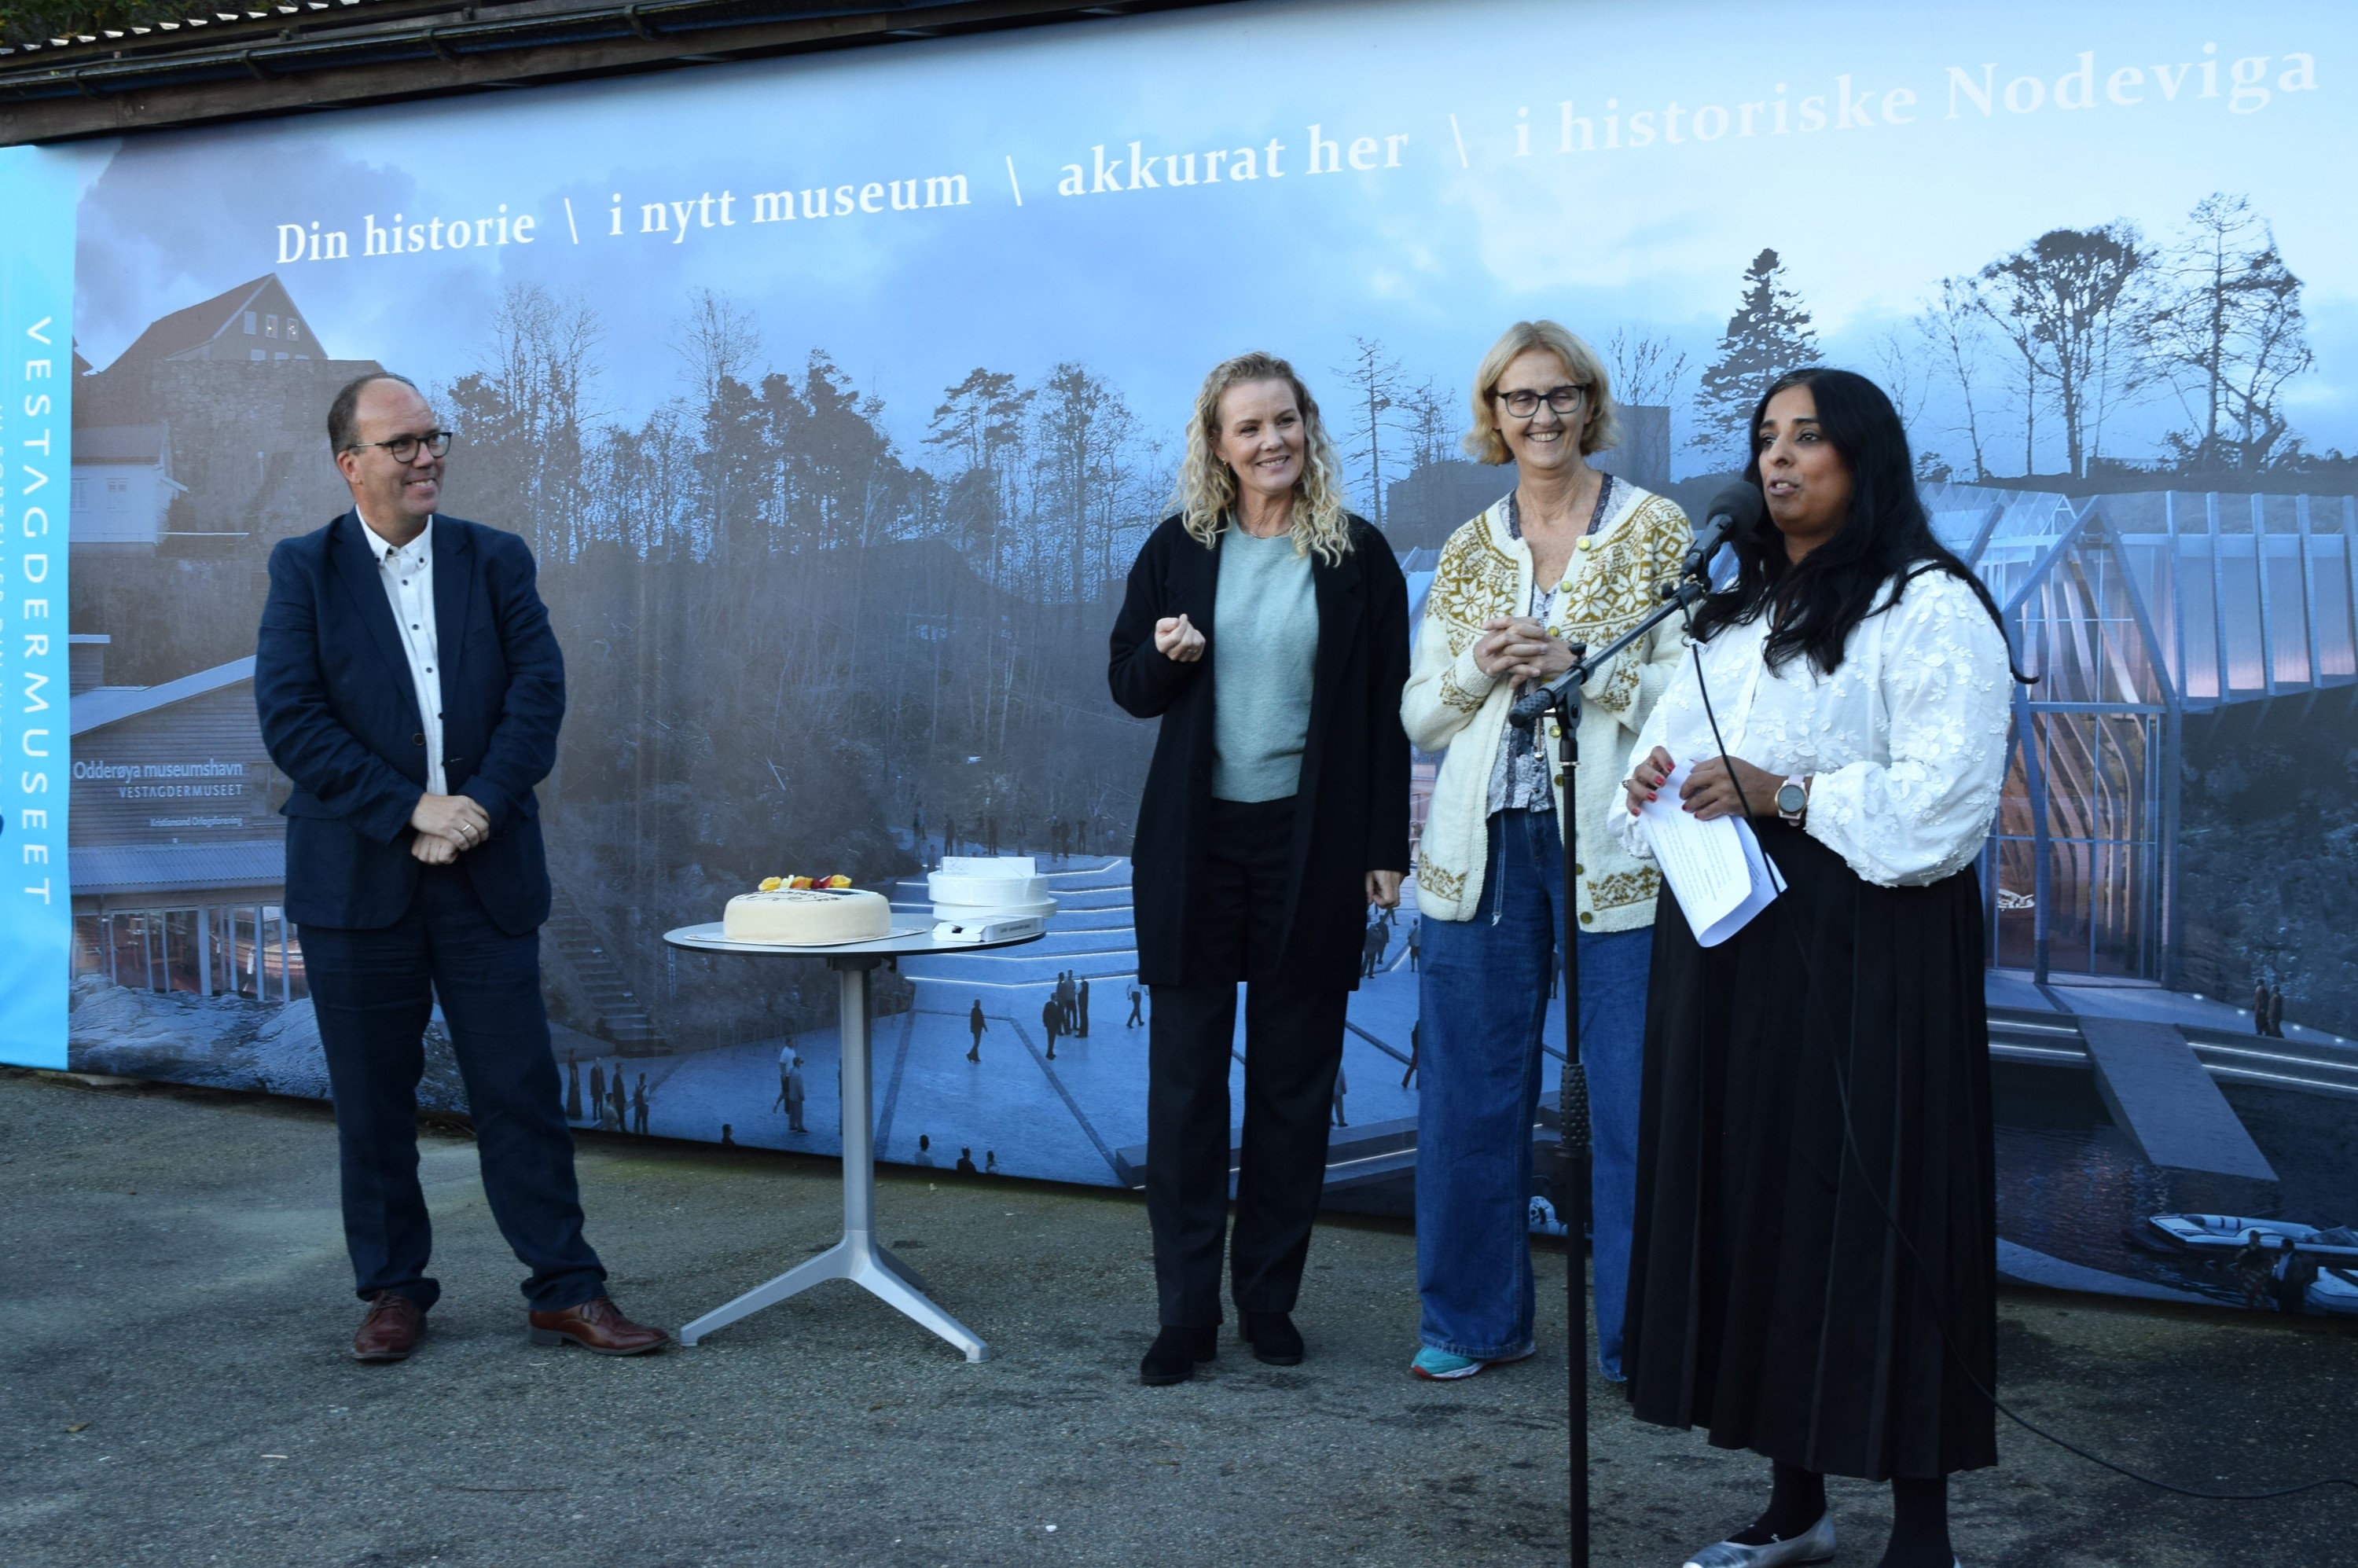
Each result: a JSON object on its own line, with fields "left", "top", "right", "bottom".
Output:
{"left": 255, "top": 512, "right": 564, "bottom": 934}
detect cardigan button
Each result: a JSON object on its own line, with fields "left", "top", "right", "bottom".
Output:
{"left": 1574, "top": 863, "right": 1584, "bottom": 876}
{"left": 413, "top": 733, "right": 425, "bottom": 746}
{"left": 1579, "top": 911, "right": 1594, "bottom": 924}
{"left": 1553, "top": 773, "right": 1565, "bottom": 788}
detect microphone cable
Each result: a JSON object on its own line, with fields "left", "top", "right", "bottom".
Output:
{"left": 1674, "top": 622, "right": 2358, "bottom": 1504}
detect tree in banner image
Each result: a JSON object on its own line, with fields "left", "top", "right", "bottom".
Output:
{"left": 1607, "top": 326, "right": 1689, "bottom": 410}
{"left": 1031, "top": 362, "right": 1133, "bottom": 603}
{"left": 1332, "top": 336, "right": 1405, "bottom": 528}
{"left": 1398, "top": 379, "right": 1460, "bottom": 472}
{"left": 1691, "top": 248, "right": 1819, "bottom": 470}
{"left": 1912, "top": 275, "right": 1998, "bottom": 483}
{"left": 2148, "top": 193, "right": 2316, "bottom": 473}
{"left": 444, "top": 283, "right": 601, "bottom": 561}
{"left": 926, "top": 368, "right": 1033, "bottom": 580}
{"left": 1977, "top": 224, "right": 2149, "bottom": 480}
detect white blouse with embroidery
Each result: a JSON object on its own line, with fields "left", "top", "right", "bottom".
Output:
{"left": 1607, "top": 567, "right": 2015, "bottom": 889}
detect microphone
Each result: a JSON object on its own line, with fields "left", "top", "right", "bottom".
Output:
{"left": 1680, "top": 481, "right": 1763, "bottom": 582}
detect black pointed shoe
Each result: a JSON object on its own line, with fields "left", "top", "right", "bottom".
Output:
{"left": 1140, "top": 1324, "right": 1219, "bottom": 1386}
{"left": 1240, "top": 1311, "right": 1304, "bottom": 1366}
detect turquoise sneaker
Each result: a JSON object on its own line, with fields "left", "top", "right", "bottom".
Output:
{"left": 1410, "top": 1346, "right": 1484, "bottom": 1380}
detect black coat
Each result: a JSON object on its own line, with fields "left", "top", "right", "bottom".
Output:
{"left": 1107, "top": 514, "right": 1411, "bottom": 990}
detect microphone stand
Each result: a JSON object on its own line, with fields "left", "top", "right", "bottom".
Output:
{"left": 1512, "top": 574, "right": 1706, "bottom": 1568}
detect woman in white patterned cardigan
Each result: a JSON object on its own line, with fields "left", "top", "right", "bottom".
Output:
{"left": 1398, "top": 320, "right": 1691, "bottom": 1382}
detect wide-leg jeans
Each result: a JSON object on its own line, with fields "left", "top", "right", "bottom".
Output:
{"left": 1416, "top": 807, "right": 1651, "bottom": 1372}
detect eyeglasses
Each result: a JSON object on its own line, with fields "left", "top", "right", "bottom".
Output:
{"left": 349, "top": 430, "right": 454, "bottom": 463}
{"left": 1493, "top": 386, "right": 1587, "bottom": 418}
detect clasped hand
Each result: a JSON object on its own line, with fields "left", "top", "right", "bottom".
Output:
{"left": 1475, "top": 616, "right": 1574, "bottom": 683}
{"left": 1155, "top": 613, "right": 1206, "bottom": 663}
{"left": 1623, "top": 745, "right": 1785, "bottom": 821}
{"left": 410, "top": 791, "right": 491, "bottom": 865}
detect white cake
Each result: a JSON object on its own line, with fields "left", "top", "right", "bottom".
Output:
{"left": 722, "top": 887, "right": 891, "bottom": 946}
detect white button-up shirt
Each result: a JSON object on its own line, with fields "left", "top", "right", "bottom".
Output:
{"left": 361, "top": 512, "right": 447, "bottom": 795}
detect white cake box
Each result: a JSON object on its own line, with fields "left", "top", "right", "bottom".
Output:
{"left": 927, "top": 872, "right": 1050, "bottom": 906}
{"left": 940, "top": 855, "right": 1035, "bottom": 877}
{"left": 929, "top": 897, "right": 1056, "bottom": 923}
{"left": 932, "top": 913, "right": 1048, "bottom": 945}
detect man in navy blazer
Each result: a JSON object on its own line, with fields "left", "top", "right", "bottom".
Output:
{"left": 256, "top": 373, "right": 665, "bottom": 1362}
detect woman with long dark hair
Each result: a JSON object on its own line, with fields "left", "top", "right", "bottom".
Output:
{"left": 1108, "top": 351, "right": 1411, "bottom": 1386}
{"left": 1612, "top": 368, "right": 2017, "bottom": 1568}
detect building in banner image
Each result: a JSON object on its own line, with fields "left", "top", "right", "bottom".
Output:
{"left": 106, "top": 274, "right": 322, "bottom": 369}
{"left": 68, "top": 424, "right": 185, "bottom": 553}
{"left": 74, "top": 274, "right": 374, "bottom": 559}
{"left": 68, "top": 642, "right": 301, "bottom": 1003}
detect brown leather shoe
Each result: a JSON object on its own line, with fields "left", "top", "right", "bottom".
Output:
{"left": 353, "top": 1291, "right": 424, "bottom": 1362}
{"left": 527, "top": 1296, "right": 668, "bottom": 1357}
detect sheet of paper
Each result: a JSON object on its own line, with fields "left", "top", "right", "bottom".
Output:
{"left": 1638, "top": 763, "right": 1786, "bottom": 947}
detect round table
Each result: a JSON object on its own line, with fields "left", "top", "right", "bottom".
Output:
{"left": 661, "top": 920, "right": 1044, "bottom": 1362}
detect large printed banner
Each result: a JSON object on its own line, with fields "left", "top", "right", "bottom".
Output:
{"left": 6, "top": 0, "right": 2357, "bottom": 1313}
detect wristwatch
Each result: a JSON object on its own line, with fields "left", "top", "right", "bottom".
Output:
{"left": 1776, "top": 774, "right": 1809, "bottom": 824}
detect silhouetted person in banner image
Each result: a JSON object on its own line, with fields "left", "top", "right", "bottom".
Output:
{"left": 968, "top": 1000, "right": 988, "bottom": 1062}
{"left": 986, "top": 1151, "right": 999, "bottom": 1174}
{"left": 720, "top": 1124, "right": 736, "bottom": 1148}
{"left": 564, "top": 1052, "right": 582, "bottom": 1122}
{"left": 1126, "top": 984, "right": 1144, "bottom": 1028}
{"left": 957, "top": 1148, "right": 979, "bottom": 1176}
{"left": 1331, "top": 1061, "right": 1349, "bottom": 1128}
{"left": 781, "top": 1054, "right": 807, "bottom": 1134}
{"left": 915, "top": 1134, "right": 935, "bottom": 1168}
{"left": 1041, "top": 994, "right": 1062, "bottom": 1060}
{"left": 2268, "top": 988, "right": 2286, "bottom": 1038}
{"left": 631, "top": 1075, "right": 649, "bottom": 1136}
{"left": 2236, "top": 1232, "right": 2275, "bottom": 1309}
{"left": 258, "top": 371, "right": 663, "bottom": 1362}
{"left": 2253, "top": 980, "right": 2272, "bottom": 1037}
{"left": 1078, "top": 978, "right": 1092, "bottom": 1038}
{"left": 1403, "top": 1019, "right": 1420, "bottom": 1089}
{"left": 1407, "top": 919, "right": 1421, "bottom": 973}
{"left": 588, "top": 1061, "right": 606, "bottom": 1124}
{"left": 608, "top": 1071, "right": 627, "bottom": 1132}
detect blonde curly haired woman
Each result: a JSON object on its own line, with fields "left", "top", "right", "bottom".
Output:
{"left": 1108, "top": 351, "right": 1412, "bottom": 1386}
{"left": 1401, "top": 321, "right": 1691, "bottom": 1383}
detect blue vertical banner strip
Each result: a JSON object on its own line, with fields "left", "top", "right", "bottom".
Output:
{"left": 0, "top": 145, "right": 77, "bottom": 1069}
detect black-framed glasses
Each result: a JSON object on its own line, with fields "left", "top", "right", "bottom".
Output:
{"left": 350, "top": 429, "right": 454, "bottom": 462}
{"left": 1493, "top": 385, "right": 1586, "bottom": 418}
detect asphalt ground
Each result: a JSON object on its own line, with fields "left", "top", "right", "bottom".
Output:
{"left": 2, "top": 1068, "right": 2352, "bottom": 1567}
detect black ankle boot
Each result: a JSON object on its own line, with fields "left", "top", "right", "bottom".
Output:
{"left": 1140, "top": 1325, "right": 1218, "bottom": 1386}
{"left": 1240, "top": 1311, "right": 1303, "bottom": 1366}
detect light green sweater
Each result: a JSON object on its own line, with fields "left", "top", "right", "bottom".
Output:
{"left": 1210, "top": 527, "right": 1320, "bottom": 802}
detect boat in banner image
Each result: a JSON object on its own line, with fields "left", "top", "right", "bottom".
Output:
{"left": 2309, "top": 1269, "right": 2358, "bottom": 1317}
{"left": 2141, "top": 1214, "right": 2358, "bottom": 1263}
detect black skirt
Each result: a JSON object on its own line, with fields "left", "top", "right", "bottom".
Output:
{"left": 1622, "top": 821, "right": 1998, "bottom": 1481}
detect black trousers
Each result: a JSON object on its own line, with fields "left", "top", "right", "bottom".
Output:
{"left": 1148, "top": 796, "right": 1349, "bottom": 1327}
{"left": 302, "top": 864, "right": 606, "bottom": 1313}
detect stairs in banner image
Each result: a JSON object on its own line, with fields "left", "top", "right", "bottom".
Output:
{"left": 888, "top": 858, "right": 1139, "bottom": 995}
{"left": 545, "top": 886, "right": 671, "bottom": 1057}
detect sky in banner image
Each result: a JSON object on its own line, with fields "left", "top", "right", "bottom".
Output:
{"left": 61, "top": 0, "right": 2358, "bottom": 476}
{"left": 15, "top": 0, "right": 2358, "bottom": 1315}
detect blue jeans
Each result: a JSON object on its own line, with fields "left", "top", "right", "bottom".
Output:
{"left": 1416, "top": 808, "right": 1652, "bottom": 1373}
